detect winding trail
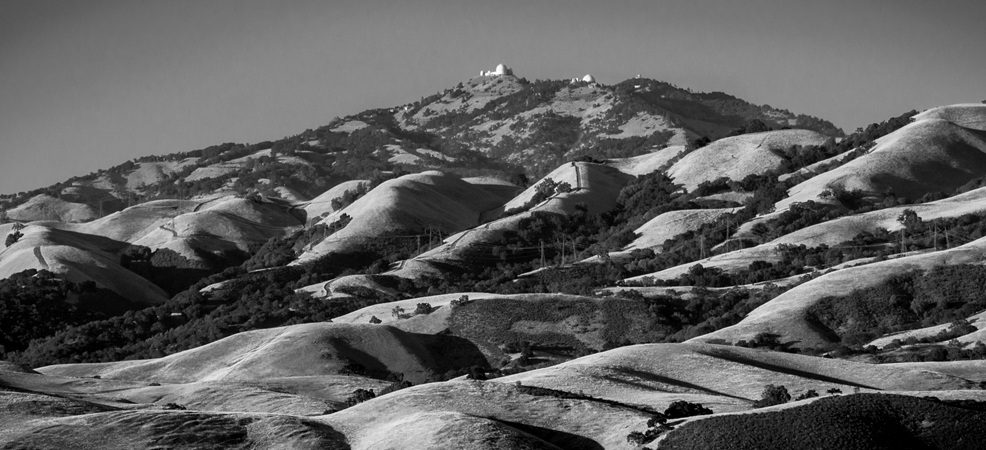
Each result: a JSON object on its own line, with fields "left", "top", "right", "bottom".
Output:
{"left": 159, "top": 224, "right": 178, "bottom": 238}
{"left": 33, "top": 247, "right": 49, "bottom": 270}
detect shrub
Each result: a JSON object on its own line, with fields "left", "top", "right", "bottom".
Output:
{"left": 5, "top": 231, "right": 22, "bottom": 247}
{"left": 795, "top": 389, "right": 820, "bottom": 401}
{"left": 665, "top": 400, "right": 713, "bottom": 418}
{"left": 753, "top": 384, "right": 791, "bottom": 408}
{"left": 344, "top": 389, "right": 376, "bottom": 407}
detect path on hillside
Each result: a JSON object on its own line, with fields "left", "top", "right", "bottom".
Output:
{"left": 159, "top": 224, "right": 178, "bottom": 238}
{"left": 446, "top": 230, "right": 470, "bottom": 250}
{"left": 573, "top": 162, "right": 583, "bottom": 190}
{"left": 33, "top": 247, "right": 49, "bottom": 270}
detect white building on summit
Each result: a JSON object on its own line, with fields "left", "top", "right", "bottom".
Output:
{"left": 571, "top": 74, "right": 597, "bottom": 84}
{"left": 480, "top": 63, "right": 513, "bottom": 77}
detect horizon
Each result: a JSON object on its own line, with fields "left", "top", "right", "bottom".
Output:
{"left": 2, "top": 0, "right": 984, "bottom": 195}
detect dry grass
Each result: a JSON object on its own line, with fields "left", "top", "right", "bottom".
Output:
{"left": 619, "top": 207, "right": 740, "bottom": 256}
{"left": 323, "top": 380, "right": 648, "bottom": 450}
{"left": 6, "top": 194, "right": 99, "bottom": 223}
{"left": 606, "top": 145, "right": 686, "bottom": 176}
{"left": 296, "top": 171, "right": 516, "bottom": 262}
{"left": 40, "top": 322, "right": 453, "bottom": 384}
{"left": 688, "top": 236, "right": 986, "bottom": 348}
{"left": 0, "top": 225, "right": 169, "bottom": 304}
{"left": 498, "top": 342, "right": 978, "bottom": 415}
{"left": 778, "top": 117, "right": 986, "bottom": 211}
{"left": 668, "top": 130, "right": 830, "bottom": 190}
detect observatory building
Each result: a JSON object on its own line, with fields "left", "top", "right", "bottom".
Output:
{"left": 480, "top": 63, "right": 513, "bottom": 77}
{"left": 570, "top": 74, "right": 597, "bottom": 84}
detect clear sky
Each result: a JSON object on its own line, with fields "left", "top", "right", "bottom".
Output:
{"left": 1, "top": 0, "right": 984, "bottom": 195}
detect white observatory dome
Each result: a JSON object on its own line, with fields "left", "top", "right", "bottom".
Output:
{"left": 582, "top": 74, "right": 596, "bottom": 83}
{"left": 495, "top": 64, "right": 507, "bottom": 75}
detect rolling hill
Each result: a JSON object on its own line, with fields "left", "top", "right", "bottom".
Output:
{"left": 6, "top": 65, "right": 986, "bottom": 449}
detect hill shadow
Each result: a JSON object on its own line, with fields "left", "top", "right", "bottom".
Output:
{"left": 493, "top": 419, "right": 603, "bottom": 450}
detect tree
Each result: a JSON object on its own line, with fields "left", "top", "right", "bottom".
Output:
{"left": 664, "top": 400, "right": 713, "bottom": 418}
{"left": 5, "top": 231, "right": 23, "bottom": 247}
{"left": 744, "top": 119, "right": 770, "bottom": 134}
{"left": 414, "top": 303, "right": 434, "bottom": 315}
{"left": 391, "top": 305, "right": 409, "bottom": 319}
{"left": 753, "top": 384, "right": 791, "bottom": 408}
{"left": 795, "top": 389, "right": 819, "bottom": 401}
{"left": 897, "top": 209, "right": 922, "bottom": 232}
{"left": 897, "top": 209, "right": 923, "bottom": 251}
{"left": 691, "top": 136, "right": 711, "bottom": 149}
{"left": 344, "top": 389, "right": 376, "bottom": 407}
{"left": 369, "top": 316, "right": 382, "bottom": 324}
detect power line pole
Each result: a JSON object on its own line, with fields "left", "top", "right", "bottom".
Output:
{"left": 559, "top": 238, "right": 565, "bottom": 267}
{"left": 725, "top": 218, "right": 731, "bottom": 252}
{"left": 933, "top": 222, "right": 938, "bottom": 251}
{"left": 700, "top": 234, "right": 706, "bottom": 259}
{"left": 540, "top": 240, "right": 545, "bottom": 269}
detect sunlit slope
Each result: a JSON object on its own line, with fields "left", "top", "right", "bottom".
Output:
{"left": 867, "top": 310, "right": 986, "bottom": 348}
{"left": 618, "top": 207, "right": 740, "bottom": 256}
{"left": 634, "top": 185, "right": 986, "bottom": 283}
{"left": 0, "top": 367, "right": 355, "bottom": 416}
{"left": 48, "top": 199, "right": 196, "bottom": 243}
{"left": 39, "top": 322, "right": 484, "bottom": 384}
{"left": 301, "top": 179, "right": 367, "bottom": 221}
{"left": 778, "top": 112, "right": 986, "bottom": 210}
{"left": 606, "top": 145, "right": 686, "bottom": 176}
{"left": 687, "top": 236, "right": 986, "bottom": 348}
{"left": 0, "top": 224, "right": 168, "bottom": 304}
{"left": 912, "top": 104, "right": 986, "bottom": 131}
{"left": 5, "top": 194, "right": 99, "bottom": 223}
{"left": 0, "top": 400, "right": 345, "bottom": 450}
{"left": 132, "top": 196, "right": 299, "bottom": 262}
{"left": 295, "top": 171, "right": 517, "bottom": 262}
{"left": 668, "top": 130, "right": 831, "bottom": 190}
{"left": 331, "top": 410, "right": 564, "bottom": 450}
{"left": 501, "top": 161, "right": 634, "bottom": 215}
{"left": 412, "top": 162, "right": 633, "bottom": 266}
{"left": 324, "top": 380, "right": 648, "bottom": 450}
{"left": 497, "top": 343, "right": 977, "bottom": 413}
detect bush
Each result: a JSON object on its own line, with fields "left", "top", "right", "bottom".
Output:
{"left": 753, "top": 384, "right": 791, "bottom": 408}
{"left": 5, "top": 231, "right": 22, "bottom": 247}
{"left": 344, "top": 389, "right": 376, "bottom": 407}
{"left": 665, "top": 400, "right": 714, "bottom": 418}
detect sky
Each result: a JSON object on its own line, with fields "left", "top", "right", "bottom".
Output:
{"left": 1, "top": 0, "right": 984, "bottom": 195}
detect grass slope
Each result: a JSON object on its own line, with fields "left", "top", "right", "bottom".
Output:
{"left": 38, "top": 322, "right": 483, "bottom": 384}
{"left": 0, "top": 225, "right": 168, "bottom": 305}
{"left": 497, "top": 343, "right": 976, "bottom": 414}
{"left": 668, "top": 130, "right": 830, "bottom": 190}
{"left": 296, "top": 171, "right": 518, "bottom": 262}
{"left": 778, "top": 114, "right": 986, "bottom": 210}
{"left": 688, "top": 236, "right": 986, "bottom": 348}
